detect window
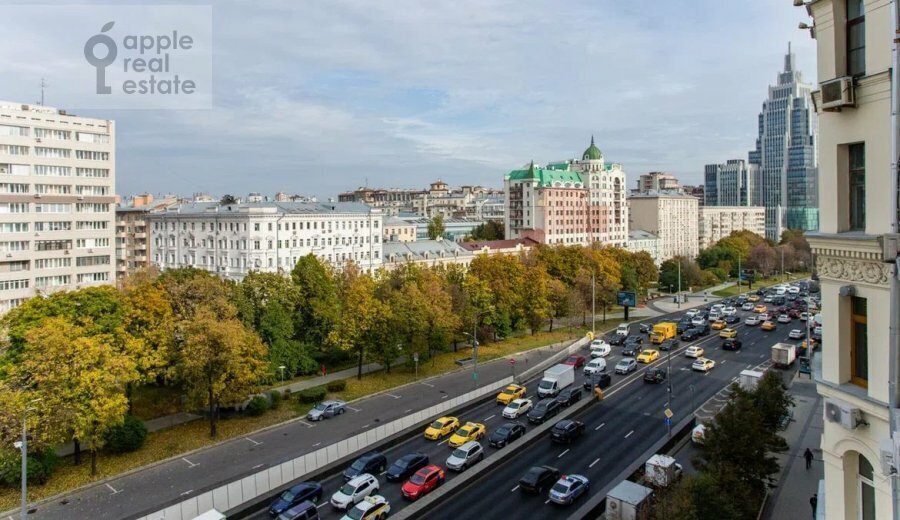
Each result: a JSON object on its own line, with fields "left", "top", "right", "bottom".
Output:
{"left": 859, "top": 455, "right": 875, "bottom": 520}
{"left": 75, "top": 150, "right": 109, "bottom": 161}
{"left": 76, "top": 167, "right": 109, "bottom": 178}
{"left": 0, "top": 124, "right": 28, "bottom": 137}
{"left": 34, "top": 128, "right": 70, "bottom": 140}
{"left": 850, "top": 296, "right": 868, "bottom": 387}
{"left": 849, "top": 143, "right": 865, "bottom": 230}
{"left": 847, "top": 0, "right": 865, "bottom": 76}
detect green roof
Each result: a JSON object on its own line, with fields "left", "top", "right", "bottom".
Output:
{"left": 582, "top": 135, "right": 602, "bottom": 161}
{"left": 506, "top": 162, "right": 586, "bottom": 187}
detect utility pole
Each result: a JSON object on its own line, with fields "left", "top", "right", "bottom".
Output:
{"left": 737, "top": 255, "right": 742, "bottom": 291}
{"left": 780, "top": 247, "right": 785, "bottom": 283}
{"left": 677, "top": 260, "right": 682, "bottom": 308}
{"left": 591, "top": 270, "right": 596, "bottom": 336}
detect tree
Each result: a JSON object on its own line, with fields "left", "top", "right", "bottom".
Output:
{"left": 747, "top": 243, "right": 777, "bottom": 277}
{"left": 521, "top": 265, "right": 551, "bottom": 334}
{"left": 546, "top": 278, "right": 571, "bottom": 332}
{"left": 121, "top": 275, "right": 175, "bottom": 408}
{"left": 177, "top": 308, "right": 268, "bottom": 438}
{"left": 427, "top": 214, "right": 446, "bottom": 240}
{"left": 328, "top": 267, "right": 379, "bottom": 380}
{"left": 291, "top": 255, "right": 340, "bottom": 350}
{"left": 220, "top": 194, "right": 238, "bottom": 205}
{"left": 750, "top": 372, "right": 794, "bottom": 432}
{"left": 468, "top": 220, "right": 504, "bottom": 241}
{"left": 659, "top": 256, "right": 702, "bottom": 293}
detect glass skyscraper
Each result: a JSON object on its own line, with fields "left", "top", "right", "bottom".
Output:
{"left": 748, "top": 44, "right": 819, "bottom": 241}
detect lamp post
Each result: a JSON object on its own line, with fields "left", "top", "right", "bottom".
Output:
{"left": 463, "top": 325, "right": 479, "bottom": 388}
{"left": 17, "top": 400, "right": 40, "bottom": 520}
{"left": 278, "top": 365, "right": 286, "bottom": 385}
{"left": 689, "top": 384, "right": 696, "bottom": 418}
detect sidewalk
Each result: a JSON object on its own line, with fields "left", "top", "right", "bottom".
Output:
{"left": 646, "top": 282, "right": 736, "bottom": 315}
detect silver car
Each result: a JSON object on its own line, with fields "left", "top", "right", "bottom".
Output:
{"left": 445, "top": 441, "right": 484, "bottom": 471}
{"left": 307, "top": 400, "right": 347, "bottom": 421}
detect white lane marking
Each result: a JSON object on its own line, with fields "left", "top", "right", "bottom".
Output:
{"left": 484, "top": 414, "right": 496, "bottom": 421}
{"left": 345, "top": 405, "right": 361, "bottom": 412}
{"left": 180, "top": 489, "right": 193, "bottom": 496}
{"left": 558, "top": 449, "right": 570, "bottom": 458}
{"left": 511, "top": 485, "right": 520, "bottom": 492}
{"left": 438, "top": 438, "right": 450, "bottom": 446}
{"left": 317, "top": 502, "right": 329, "bottom": 509}
{"left": 252, "top": 463, "right": 265, "bottom": 470}
{"left": 298, "top": 420, "right": 315, "bottom": 428}
{"left": 106, "top": 483, "right": 122, "bottom": 494}
{"left": 181, "top": 457, "right": 199, "bottom": 468}
{"left": 313, "top": 442, "right": 322, "bottom": 447}
{"left": 386, "top": 393, "right": 402, "bottom": 399}
{"left": 420, "top": 382, "right": 435, "bottom": 388}
{"left": 442, "top": 394, "right": 449, "bottom": 399}
{"left": 405, "top": 409, "right": 414, "bottom": 413}
{"left": 590, "top": 458, "right": 600, "bottom": 468}
{"left": 595, "top": 423, "right": 605, "bottom": 431}
{"left": 545, "top": 499, "right": 552, "bottom": 504}
{"left": 625, "top": 430, "right": 634, "bottom": 439}
{"left": 747, "top": 364, "right": 752, "bottom": 369}
{"left": 362, "top": 424, "right": 370, "bottom": 429}
{"left": 245, "top": 437, "right": 262, "bottom": 446}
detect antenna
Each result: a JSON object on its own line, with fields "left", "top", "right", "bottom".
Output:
{"left": 39, "top": 78, "right": 47, "bottom": 106}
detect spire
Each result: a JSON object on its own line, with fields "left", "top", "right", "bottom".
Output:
{"left": 582, "top": 136, "right": 602, "bottom": 161}
{"left": 784, "top": 41, "right": 795, "bottom": 73}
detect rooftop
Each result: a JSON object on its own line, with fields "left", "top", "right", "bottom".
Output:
{"left": 458, "top": 238, "right": 540, "bottom": 251}
{"left": 628, "top": 230, "right": 659, "bottom": 241}
{"left": 383, "top": 240, "right": 472, "bottom": 261}
{"left": 151, "top": 201, "right": 378, "bottom": 217}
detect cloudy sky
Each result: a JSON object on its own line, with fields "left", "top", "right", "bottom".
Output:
{"left": 0, "top": 0, "right": 816, "bottom": 199}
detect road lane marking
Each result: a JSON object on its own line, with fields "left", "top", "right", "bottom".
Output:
{"left": 252, "top": 463, "right": 265, "bottom": 470}
{"left": 244, "top": 437, "right": 262, "bottom": 446}
{"left": 484, "top": 414, "right": 496, "bottom": 421}
{"left": 317, "top": 502, "right": 329, "bottom": 509}
{"left": 625, "top": 430, "right": 634, "bottom": 439}
{"left": 438, "top": 439, "right": 450, "bottom": 446}
{"left": 313, "top": 442, "right": 321, "bottom": 447}
{"left": 362, "top": 424, "right": 370, "bottom": 429}
{"left": 420, "top": 382, "right": 435, "bottom": 388}
{"left": 511, "top": 485, "right": 520, "bottom": 492}
{"left": 298, "top": 420, "right": 315, "bottom": 428}
{"left": 106, "top": 483, "right": 122, "bottom": 494}
{"left": 405, "top": 409, "right": 413, "bottom": 413}
{"left": 590, "top": 458, "right": 600, "bottom": 468}
{"left": 595, "top": 423, "right": 605, "bottom": 431}
{"left": 442, "top": 394, "right": 449, "bottom": 399}
{"left": 386, "top": 393, "right": 402, "bottom": 399}
{"left": 181, "top": 457, "right": 199, "bottom": 468}
{"left": 180, "top": 489, "right": 193, "bottom": 496}
{"left": 545, "top": 499, "right": 552, "bottom": 504}
{"left": 558, "top": 449, "right": 569, "bottom": 458}
{"left": 345, "top": 405, "right": 361, "bottom": 412}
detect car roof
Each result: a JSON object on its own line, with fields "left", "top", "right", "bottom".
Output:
{"left": 417, "top": 464, "right": 441, "bottom": 475}
{"left": 457, "top": 440, "right": 481, "bottom": 450}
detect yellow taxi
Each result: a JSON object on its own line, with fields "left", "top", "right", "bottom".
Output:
{"left": 719, "top": 328, "right": 738, "bottom": 339}
{"left": 710, "top": 320, "right": 726, "bottom": 330}
{"left": 424, "top": 416, "right": 459, "bottom": 440}
{"left": 448, "top": 422, "right": 486, "bottom": 448}
{"left": 636, "top": 349, "right": 660, "bottom": 363}
{"left": 495, "top": 384, "right": 526, "bottom": 405}
{"left": 761, "top": 321, "right": 777, "bottom": 331}
{"left": 747, "top": 294, "right": 760, "bottom": 302}
{"left": 754, "top": 304, "right": 767, "bottom": 313}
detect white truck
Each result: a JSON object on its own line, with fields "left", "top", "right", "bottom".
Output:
{"left": 537, "top": 364, "right": 575, "bottom": 398}
{"left": 772, "top": 343, "right": 797, "bottom": 368}
{"left": 606, "top": 480, "right": 653, "bottom": 520}
{"left": 644, "top": 454, "right": 683, "bottom": 488}
{"left": 739, "top": 370, "right": 765, "bottom": 391}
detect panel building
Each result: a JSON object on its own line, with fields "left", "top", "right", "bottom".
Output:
{"left": 627, "top": 192, "right": 699, "bottom": 261}
{"left": 0, "top": 101, "right": 116, "bottom": 311}
{"left": 698, "top": 206, "right": 766, "bottom": 250}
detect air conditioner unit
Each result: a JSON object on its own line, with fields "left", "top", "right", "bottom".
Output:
{"left": 824, "top": 397, "right": 863, "bottom": 430}
{"left": 34, "top": 193, "right": 41, "bottom": 198}
{"left": 820, "top": 77, "right": 855, "bottom": 111}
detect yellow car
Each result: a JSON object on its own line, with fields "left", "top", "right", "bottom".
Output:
{"left": 754, "top": 304, "right": 767, "bottom": 313}
{"left": 448, "top": 422, "right": 486, "bottom": 448}
{"left": 747, "top": 294, "right": 760, "bottom": 302}
{"left": 496, "top": 384, "right": 526, "bottom": 405}
{"left": 636, "top": 349, "right": 660, "bottom": 363}
{"left": 424, "top": 416, "right": 459, "bottom": 440}
{"left": 761, "top": 321, "right": 777, "bottom": 331}
{"left": 719, "top": 328, "right": 738, "bottom": 339}
{"left": 710, "top": 320, "right": 726, "bottom": 330}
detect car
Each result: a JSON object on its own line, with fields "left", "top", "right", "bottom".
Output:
{"left": 747, "top": 294, "right": 760, "bottom": 302}
{"left": 489, "top": 422, "right": 526, "bottom": 448}
{"left": 583, "top": 358, "right": 606, "bottom": 376}
{"left": 339, "top": 495, "right": 390, "bottom": 520}
{"left": 448, "top": 422, "right": 486, "bottom": 448}
{"left": 555, "top": 386, "right": 582, "bottom": 407}
{"left": 616, "top": 323, "right": 630, "bottom": 336}
{"left": 710, "top": 320, "right": 726, "bottom": 330}
{"left": 643, "top": 368, "right": 667, "bottom": 384}
{"left": 684, "top": 346, "right": 704, "bottom": 358}
{"left": 659, "top": 338, "right": 679, "bottom": 351}
{"left": 708, "top": 312, "right": 721, "bottom": 322}
{"left": 548, "top": 474, "right": 590, "bottom": 505}
{"left": 744, "top": 315, "right": 760, "bottom": 326}
{"left": 502, "top": 398, "right": 533, "bottom": 419}
{"left": 719, "top": 328, "right": 737, "bottom": 339}
{"left": 695, "top": 323, "right": 711, "bottom": 336}
{"left": 799, "top": 312, "right": 809, "bottom": 321}
{"left": 692, "top": 358, "right": 716, "bottom": 372}
{"left": 550, "top": 419, "right": 586, "bottom": 444}
{"left": 723, "top": 314, "right": 739, "bottom": 324}
{"left": 563, "top": 355, "right": 586, "bottom": 368}
{"left": 527, "top": 398, "right": 562, "bottom": 424}
{"left": 685, "top": 309, "right": 699, "bottom": 318}
{"left": 445, "top": 441, "right": 484, "bottom": 471}
{"left": 583, "top": 372, "right": 612, "bottom": 390}
{"left": 614, "top": 358, "right": 638, "bottom": 374}
{"left": 722, "top": 338, "right": 742, "bottom": 351}
{"left": 331, "top": 473, "right": 379, "bottom": 510}
{"left": 607, "top": 334, "right": 626, "bottom": 346}
{"left": 741, "top": 302, "right": 755, "bottom": 311}
{"left": 269, "top": 482, "right": 323, "bottom": 517}
{"left": 639, "top": 323, "right": 653, "bottom": 334}
{"left": 424, "top": 416, "right": 459, "bottom": 440}
{"left": 691, "top": 316, "right": 707, "bottom": 327}
{"left": 676, "top": 320, "right": 691, "bottom": 334}
{"left": 343, "top": 452, "right": 387, "bottom": 481}
{"left": 761, "top": 321, "right": 777, "bottom": 331}
{"left": 625, "top": 334, "right": 643, "bottom": 345}
{"left": 622, "top": 341, "right": 641, "bottom": 357}
{"left": 758, "top": 312, "right": 770, "bottom": 322}
{"left": 788, "top": 308, "right": 802, "bottom": 319}
{"left": 307, "top": 400, "right": 347, "bottom": 421}
{"left": 496, "top": 384, "right": 527, "bottom": 405}
{"left": 789, "top": 329, "right": 806, "bottom": 339}
{"left": 636, "top": 349, "right": 660, "bottom": 363}
{"left": 754, "top": 304, "right": 767, "bottom": 313}
{"left": 277, "top": 501, "right": 319, "bottom": 520}
{"left": 518, "top": 465, "right": 561, "bottom": 494}
{"left": 691, "top": 424, "right": 707, "bottom": 444}
{"left": 589, "top": 341, "right": 611, "bottom": 358}
{"left": 400, "top": 465, "right": 444, "bottom": 501}
{"left": 681, "top": 328, "right": 701, "bottom": 341}
{"left": 386, "top": 453, "right": 429, "bottom": 482}
{"left": 814, "top": 325, "right": 823, "bottom": 335}
{"left": 722, "top": 306, "right": 737, "bottom": 316}
{"left": 777, "top": 314, "right": 792, "bottom": 324}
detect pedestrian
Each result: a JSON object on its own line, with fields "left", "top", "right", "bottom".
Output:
{"left": 320, "top": 364, "right": 327, "bottom": 377}
{"left": 810, "top": 493, "right": 817, "bottom": 519}
{"left": 804, "top": 448, "right": 814, "bottom": 470}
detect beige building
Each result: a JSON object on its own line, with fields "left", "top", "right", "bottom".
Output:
{"left": 626, "top": 229, "right": 661, "bottom": 265}
{"left": 698, "top": 206, "right": 766, "bottom": 249}
{"left": 628, "top": 192, "right": 699, "bottom": 261}
{"left": 383, "top": 216, "right": 417, "bottom": 242}
{"left": 635, "top": 171, "right": 680, "bottom": 194}
{"left": 802, "top": 1, "right": 900, "bottom": 519}
{"left": 0, "top": 101, "right": 116, "bottom": 311}
{"left": 115, "top": 206, "right": 151, "bottom": 283}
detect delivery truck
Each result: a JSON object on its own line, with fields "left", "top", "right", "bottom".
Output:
{"left": 771, "top": 343, "right": 797, "bottom": 368}
{"left": 739, "top": 370, "right": 764, "bottom": 390}
{"left": 650, "top": 322, "right": 676, "bottom": 344}
{"left": 644, "top": 454, "right": 683, "bottom": 488}
{"left": 537, "top": 364, "right": 575, "bottom": 398}
{"left": 606, "top": 480, "right": 653, "bottom": 520}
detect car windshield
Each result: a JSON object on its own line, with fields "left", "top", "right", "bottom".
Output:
{"left": 495, "top": 426, "right": 510, "bottom": 435}
{"left": 538, "top": 380, "right": 553, "bottom": 389}
{"left": 409, "top": 472, "right": 426, "bottom": 485}
{"left": 507, "top": 401, "right": 520, "bottom": 409}
{"left": 346, "top": 504, "right": 368, "bottom": 520}
{"left": 457, "top": 428, "right": 471, "bottom": 436}
{"left": 350, "top": 459, "right": 366, "bottom": 471}
{"left": 313, "top": 403, "right": 328, "bottom": 411}
{"left": 504, "top": 386, "right": 517, "bottom": 393}
{"left": 551, "top": 482, "right": 569, "bottom": 494}
{"left": 339, "top": 482, "right": 357, "bottom": 495}
{"left": 279, "top": 490, "right": 295, "bottom": 501}
{"left": 451, "top": 448, "right": 467, "bottom": 458}
{"left": 430, "top": 420, "right": 444, "bottom": 429}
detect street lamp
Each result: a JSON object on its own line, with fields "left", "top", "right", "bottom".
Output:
{"left": 278, "top": 365, "right": 286, "bottom": 385}
{"left": 17, "top": 400, "right": 41, "bottom": 520}
{"left": 689, "top": 384, "right": 696, "bottom": 418}
{"left": 462, "top": 327, "right": 479, "bottom": 388}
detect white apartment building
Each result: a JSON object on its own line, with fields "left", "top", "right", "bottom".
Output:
{"left": 626, "top": 229, "right": 661, "bottom": 265}
{"left": 698, "top": 206, "right": 766, "bottom": 250}
{"left": 802, "top": 1, "right": 899, "bottom": 519}
{"left": 149, "top": 201, "right": 382, "bottom": 279}
{"left": 0, "top": 101, "right": 115, "bottom": 311}
{"left": 628, "top": 192, "right": 699, "bottom": 261}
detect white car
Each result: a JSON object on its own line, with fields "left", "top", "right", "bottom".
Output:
{"left": 691, "top": 316, "right": 707, "bottom": 327}
{"left": 708, "top": 312, "right": 720, "bottom": 322}
{"left": 691, "top": 424, "right": 707, "bottom": 444}
{"left": 685, "top": 309, "right": 699, "bottom": 318}
{"left": 799, "top": 312, "right": 809, "bottom": 321}
{"left": 741, "top": 302, "right": 755, "bottom": 311}
{"left": 589, "top": 341, "right": 611, "bottom": 358}
{"left": 744, "top": 315, "right": 760, "bottom": 326}
{"left": 583, "top": 358, "right": 607, "bottom": 376}
{"left": 616, "top": 323, "right": 630, "bottom": 336}
{"left": 814, "top": 325, "right": 823, "bottom": 335}
{"left": 788, "top": 286, "right": 800, "bottom": 294}
{"left": 615, "top": 359, "right": 638, "bottom": 374}
{"left": 722, "top": 306, "right": 737, "bottom": 316}
{"left": 331, "top": 474, "right": 379, "bottom": 510}
{"left": 692, "top": 357, "right": 716, "bottom": 372}
{"left": 684, "top": 346, "right": 704, "bottom": 359}
{"left": 788, "top": 329, "right": 805, "bottom": 339}
{"left": 763, "top": 295, "right": 775, "bottom": 303}
{"left": 777, "top": 314, "right": 792, "bottom": 324}
{"left": 502, "top": 398, "right": 533, "bottom": 419}
{"left": 340, "top": 495, "right": 390, "bottom": 520}
{"left": 758, "top": 312, "right": 770, "bottom": 322}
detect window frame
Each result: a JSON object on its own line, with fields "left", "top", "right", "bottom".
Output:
{"left": 847, "top": 0, "right": 866, "bottom": 77}
{"left": 848, "top": 142, "right": 865, "bottom": 231}
{"left": 850, "top": 296, "right": 868, "bottom": 388}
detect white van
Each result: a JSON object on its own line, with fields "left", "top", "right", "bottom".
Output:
{"left": 774, "top": 286, "right": 787, "bottom": 296}
{"left": 616, "top": 323, "right": 630, "bottom": 336}
{"left": 584, "top": 358, "right": 606, "bottom": 376}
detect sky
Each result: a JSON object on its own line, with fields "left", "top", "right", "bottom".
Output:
{"left": 0, "top": 0, "right": 817, "bottom": 200}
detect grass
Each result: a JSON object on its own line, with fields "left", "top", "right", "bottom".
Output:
{"left": 0, "top": 326, "right": 589, "bottom": 511}
{"left": 712, "top": 272, "right": 809, "bottom": 298}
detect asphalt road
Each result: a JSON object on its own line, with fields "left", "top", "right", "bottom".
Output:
{"left": 429, "top": 306, "right": 803, "bottom": 520}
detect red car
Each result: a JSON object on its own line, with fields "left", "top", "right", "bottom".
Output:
{"left": 563, "top": 355, "right": 586, "bottom": 368}
{"left": 401, "top": 465, "right": 445, "bottom": 501}
{"left": 788, "top": 308, "right": 801, "bottom": 319}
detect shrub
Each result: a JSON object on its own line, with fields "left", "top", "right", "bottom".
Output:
{"left": 104, "top": 415, "right": 148, "bottom": 454}
{"left": 268, "top": 390, "right": 282, "bottom": 409}
{"left": 298, "top": 386, "right": 326, "bottom": 404}
{"left": 0, "top": 449, "right": 60, "bottom": 486}
{"left": 326, "top": 379, "right": 347, "bottom": 393}
{"left": 245, "top": 396, "right": 269, "bottom": 417}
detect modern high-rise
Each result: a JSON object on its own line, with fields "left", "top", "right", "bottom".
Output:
{"left": 627, "top": 192, "right": 699, "bottom": 261}
{"left": 704, "top": 159, "right": 759, "bottom": 206}
{"left": 801, "top": 1, "right": 899, "bottom": 519}
{"left": 748, "top": 45, "right": 819, "bottom": 241}
{"left": 0, "top": 101, "right": 116, "bottom": 311}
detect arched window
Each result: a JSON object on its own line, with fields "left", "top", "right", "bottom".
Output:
{"left": 859, "top": 455, "right": 875, "bottom": 520}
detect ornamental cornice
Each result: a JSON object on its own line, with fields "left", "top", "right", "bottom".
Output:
{"left": 815, "top": 255, "right": 892, "bottom": 287}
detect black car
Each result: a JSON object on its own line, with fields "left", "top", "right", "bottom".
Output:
{"left": 626, "top": 334, "right": 644, "bottom": 345}
{"left": 527, "top": 398, "right": 562, "bottom": 424}
{"left": 550, "top": 419, "right": 585, "bottom": 444}
{"left": 489, "top": 422, "right": 526, "bottom": 448}
{"left": 695, "top": 323, "right": 711, "bottom": 336}
{"left": 519, "top": 465, "right": 561, "bottom": 494}
{"left": 681, "top": 328, "right": 701, "bottom": 341}
{"left": 722, "top": 339, "right": 743, "bottom": 351}
{"left": 639, "top": 323, "right": 652, "bottom": 334}
{"left": 386, "top": 452, "right": 429, "bottom": 482}
{"left": 622, "top": 341, "right": 641, "bottom": 357}
{"left": 268, "top": 482, "right": 323, "bottom": 517}
{"left": 608, "top": 334, "right": 626, "bottom": 346}
{"left": 724, "top": 315, "right": 740, "bottom": 324}
{"left": 343, "top": 451, "right": 387, "bottom": 481}
{"left": 643, "top": 368, "right": 667, "bottom": 384}
{"left": 555, "top": 387, "right": 582, "bottom": 407}
{"left": 659, "top": 338, "right": 679, "bottom": 351}
{"left": 676, "top": 321, "right": 691, "bottom": 334}
{"left": 583, "top": 372, "right": 611, "bottom": 390}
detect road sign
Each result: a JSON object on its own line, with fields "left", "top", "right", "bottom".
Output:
{"left": 413, "top": 352, "right": 419, "bottom": 363}
{"left": 664, "top": 408, "right": 674, "bottom": 419}
{"left": 508, "top": 358, "right": 515, "bottom": 365}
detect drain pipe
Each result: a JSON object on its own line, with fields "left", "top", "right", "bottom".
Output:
{"left": 890, "top": 3, "right": 900, "bottom": 520}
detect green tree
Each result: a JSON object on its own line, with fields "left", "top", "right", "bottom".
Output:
{"left": 521, "top": 265, "right": 551, "bottom": 334}
{"left": 220, "top": 194, "right": 237, "bottom": 205}
{"left": 291, "top": 255, "right": 340, "bottom": 350}
{"left": 328, "top": 267, "right": 379, "bottom": 380}
{"left": 468, "top": 220, "right": 504, "bottom": 241}
{"left": 427, "top": 214, "right": 446, "bottom": 240}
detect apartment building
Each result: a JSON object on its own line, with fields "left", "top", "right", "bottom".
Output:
{"left": 148, "top": 201, "right": 382, "bottom": 279}
{"left": 626, "top": 229, "right": 661, "bottom": 265}
{"left": 698, "top": 206, "right": 766, "bottom": 249}
{"left": 0, "top": 101, "right": 115, "bottom": 311}
{"left": 627, "top": 192, "right": 699, "bottom": 261}
{"left": 801, "top": 1, "right": 900, "bottom": 519}
{"left": 382, "top": 216, "right": 417, "bottom": 242}
{"left": 339, "top": 181, "right": 504, "bottom": 219}
{"left": 634, "top": 171, "right": 680, "bottom": 194}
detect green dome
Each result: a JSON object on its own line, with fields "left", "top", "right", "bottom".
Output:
{"left": 582, "top": 135, "right": 602, "bottom": 161}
